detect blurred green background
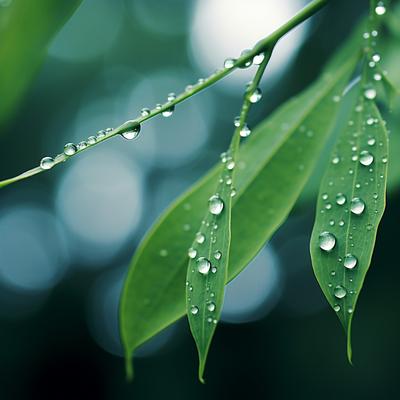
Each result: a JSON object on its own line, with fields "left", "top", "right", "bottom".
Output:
{"left": 0, "top": 0, "right": 399, "bottom": 399}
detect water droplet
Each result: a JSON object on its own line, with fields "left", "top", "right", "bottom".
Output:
{"left": 63, "top": 143, "right": 77, "bottom": 156}
{"left": 162, "top": 106, "right": 175, "bottom": 117}
{"left": 140, "top": 108, "right": 150, "bottom": 117}
{"left": 105, "top": 128, "right": 113, "bottom": 133}
{"left": 382, "top": 156, "right": 388, "bottom": 164}
{"left": 325, "top": 203, "right": 332, "bottom": 210}
{"left": 207, "top": 302, "right": 216, "bottom": 312}
{"left": 253, "top": 52, "right": 265, "bottom": 65}
{"left": 121, "top": 123, "right": 141, "bottom": 140}
{"left": 240, "top": 124, "right": 251, "bottom": 137}
{"left": 195, "top": 232, "right": 205, "bottom": 244}
{"left": 231, "top": 188, "right": 237, "bottom": 197}
{"left": 332, "top": 156, "right": 340, "bottom": 165}
{"left": 322, "top": 193, "right": 329, "bottom": 200}
{"left": 319, "top": 232, "right": 336, "bottom": 252}
{"left": 334, "top": 285, "right": 347, "bottom": 299}
{"left": 188, "top": 248, "right": 197, "bottom": 259}
{"left": 40, "top": 156, "right": 55, "bottom": 170}
{"left": 368, "top": 138, "right": 376, "bottom": 146}
{"left": 374, "top": 73, "right": 382, "bottom": 81}
{"left": 347, "top": 307, "right": 354, "bottom": 314}
{"left": 190, "top": 305, "right": 199, "bottom": 315}
{"left": 334, "top": 304, "right": 341, "bottom": 312}
{"left": 336, "top": 193, "right": 347, "bottom": 206}
{"left": 375, "top": 3, "right": 386, "bottom": 15}
{"left": 96, "top": 130, "right": 106, "bottom": 140}
{"left": 364, "top": 87, "right": 377, "bottom": 100}
{"left": 344, "top": 254, "right": 358, "bottom": 269}
{"left": 211, "top": 266, "right": 217, "bottom": 273}
{"left": 87, "top": 136, "right": 97, "bottom": 145}
{"left": 233, "top": 116, "right": 241, "bottom": 127}
{"left": 77, "top": 141, "right": 88, "bottom": 150}
{"left": 339, "top": 220, "right": 345, "bottom": 227}
{"left": 333, "top": 95, "right": 341, "bottom": 103}
{"left": 239, "top": 49, "right": 252, "bottom": 68}
{"left": 214, "top": 250, "right": 222, "bottom": 260}
{"left": 197, "top": 257, "right": 211, "bottom": 275}
{"left": 224, "top": 58, "right": 235, "bottom": 69}
{"left": 249, "top": 88, "right": 262, "bottom": 103}
{"left": 350, "top": 197, "right": 365, "bottom": 215}
{"left": 208, "top": 195, "right": 224, "bottom": 215}
{"left": 372, "top": 53, "right": 381, "bottom": 63}
{"left": 167, "top": 92, "right": 176, "bottom": 101}
{"left": 359, "top": 150, "right": 374, "bottom": 166}
{"left": 226, "top": 160, "right": 235, "bottom": 170}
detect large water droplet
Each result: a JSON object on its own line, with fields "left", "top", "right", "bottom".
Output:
{"left": 40, "top": 156, "right": 55, "bottom": 170}
{"left": 121, "top": 123, "right": 141, "bottom": 140}
{"left": 207, "top": 302, "right": 216, "bottom": 312}
{"left": 350, "top": 197, "right": 365, "bottom": 215}
{"left": 359, "top": 150, "right": 374, "bottom": 166}
{"left": 240, "top": 124, "right": 251, "bottom": 138}
{"left": 224, "top": 58, "right": 235, "bottom": 69}
{"left": 64, "top": 143, "right": 77, "bottom": 156}
{"left": 208, "top": 195, "right": 224, "bottom": 215}
{"left": 334, "top": 285, "right": 347, "bottom": 299}
{"left": 197, "top": 257, "right": 211, "bottom": 275}
{"left": 344, "top": 254, "right": 358, "bottom": 269}
{"left": 319, "top": 232, "right": 336, "bottom": 252}
{"left": 253, "top": 52, "right": 265, "bottom": 65}
{"left": 375, "top": 3, "right": 386, "bottom": 15}
{"left": 249, "top": 88, "right": 262, "bottom": 103}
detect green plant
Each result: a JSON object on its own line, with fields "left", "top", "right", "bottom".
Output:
{"left": 1, "top": 0, "right": 399, "bottom": 383}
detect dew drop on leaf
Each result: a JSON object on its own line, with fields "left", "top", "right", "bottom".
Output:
{"left": 40, "top": 157, "right": 55, "bottom": 170}
{"left": 319, "top": 232, "right": 336, "bottom": 252}
{"left": 197, "top": 257, "right": 211, "bottom": 275}
{"left": 207, "top": 302, "right": 216, "bottom": 312}
{"left": 224, "top": 58, "right": 235, "bottom": 69}
{"left": 364, "top": 87, "right": 377, "bottom": 100}
{"left": 240, "top": 124, "right": 251, "bottom": 138}
{"left": 64, "top": 143, "right": 77, "bottom": 156}
{"left": 190, "top": 305, "right": 199, "bottom": 315}
{"left": 350, "top": 197, "right": 366, "bottom": 215}
{"left": 336, "top": 193, "right": 347, "bottom": 206}
{"left": 208, "top": 195, "right": 224, "bottom": 215}
{"left": 334, "top": 285, "right": 347, "bottom": 299}
{"left": 188, "top": 248, "right": 197, "bottom": 259}
{"left": 344, "top": 254, "right": 358, "bottom": 269}
{"left": 359, "top": 150, "right": 374, "bottom": 166}
{"left": 195, "top": 232, "right": 205, "bottom": 244}
{"left": 214, "top": 250, "right": 222, "bottom": 260}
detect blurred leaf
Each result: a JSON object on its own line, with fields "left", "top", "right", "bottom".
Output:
{"left": 120, "top": 49, "right": 359, "bottom": 373}
{"left": 0, "top": 0, "right": 81, "bottom": 128}
{"left": 310, "top": 90, "right": 388, "bottom": 362}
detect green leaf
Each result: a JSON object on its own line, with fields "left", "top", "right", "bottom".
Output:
{"left": 310, "top": 90, "right": 388, "bottom": 363}
{"left": 120, "top": 45, "right": 358, "bottom": 376}
{"left": 0, "top": 0, "right": 81, "bottom": 128}
{"left": 186, "top": 143, "right": 237, "bottom": 382}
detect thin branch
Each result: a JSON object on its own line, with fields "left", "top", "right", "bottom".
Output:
{"left": 0, "top": 0, "right": 328, "bottom": 189}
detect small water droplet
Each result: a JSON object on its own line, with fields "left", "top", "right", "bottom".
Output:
{"left": 188, "top": 248, "right": 197, "bottom": 259}
{"left": 339, "top": 220, "right": 345, "bottom": 227}
{"left": 121, "top": 123, "right": 141, "bottom": 140}
{"left": 77, "top": 141, "right": 88, "bottom": 150}
{"left": 211, "top": 266, "right": 217, "bottom": 273}
{"left": 253, "top": 52, "right": 265, "bottom": 65}
{"left": 368, "top": 138, "right": 376, "bottom": 146}
{"left": 319, "top": 232, "right": 336, "bottom": 252}
{"left": 372, "top": 53, "right": 381, "bottom": 63}
{"left": 195, "top": 232, "right": 205, "bottom": 244}
{"left": 347, "top": 307, "right": 354, "bottom": 314}
{"left": 190, "top": 305, "right": 199, "bottom": 315}
{"left": 207, "top": 302, "right": 216, "bottom": 312}
{"left": 332, "top": 156, "right": 340, "bottom": 165}
{"left": 96, "top": 130, "right": 106, "bottom": 140}
{"left": 333, "top": 95, "right": 341, "bottom": 103}
{"left": 40, "top": 157, "right": 55, "bottom": 170}
{"left": 87, "top": 136, "right": 97, "bottom": 145}
{"left": 240, "top": 124, "right": 251, "bottom": 137}
{"left": 382, "top": 156, "right": 388, "bottom": 164}
{"left": 140, "top": 108, "right": 150, "bottom": 117}
{"left": 334, "top": 285, "right": 347, "bottom": 299}
{"left": 233, "top": 116, "right": 241, "bottom": 127}
{"left": 226, "top": 160, "right": 235, "bottom": 170}
{"left": 197, "top": 257, "right": 211, "bottom": 275}
{"left": 334, "top": 304, "right": 341, "bottom": 312}
{"left": 167, "top": 92, "right": 176, "bottom": 101}
{"left": 374, "top": 73, "right": 382, "bottom": 81}
{"left": 231, "top": 188, "right": 237, "bottom": 197}
{"left": 249, "top": 88, "right": 262, "bottom": 103}
{"left": 359, "top": 150, "right": 374, "bottom": 166}
{"left": 322, "top": 193, "right": 329, "bottom": 200}
{"left": 208, "top": 195, "right": 224, "bottom": 215}
{"left": 63, "top": 143, "right": 77, "bottom": 156}
{"left": 214, "top": 250, "right": 222, "bottom": 260}
{"left": 224, "top": 58, "right": 235, "bottom": 69}
{"left": 344, "top": 254, "right": 358, "bottom": 269}
{"left": 350, "top": 197, "right": 365, "bottom": 215}
{"left": 336, "top": 193, "right": 347, "bottom": 206}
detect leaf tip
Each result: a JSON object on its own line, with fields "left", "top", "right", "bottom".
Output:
{"left": 125, "top": 352, "right": 134, "bottom": 382}
{"left": 346, "top": 321, "right": 353, "bottom": 366}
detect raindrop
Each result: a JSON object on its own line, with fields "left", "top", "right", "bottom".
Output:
{"left": 214, "top": 250, "right": 222, "bottom": 260}
{"left": 195, "top": 232, "right": 205, "bottom": 244}
{"left": 87, "top": 136, "right": 97, "bottom": 145}
{"left": 188, "top": 248, "right": 197, "bottom": 259}
{"left": 334, "top": 304, "right": 341, "bottom": 312}
{"left": 233, "top": 116, "right": 241, "bottom": 127}
{"left": 332, "top": 156, "right": 340, "bottom": 165}
{"left": 364, "top": 87, "right": 377, "bottom": 100}
{"left": 372, "top": 53, "right": 381, "bottom": 63}
{"left": 334, "top": 285, "right": 347, "bottom": 299}
{"left": 63, "top": 143, "right": 77, "bottom": 156}
{"left": 319, "top": 232, "right": 336, "bottom": 252}
{"left": 77, "top": 141, "right": 88, "bottom": 150}
{"left": 350, "top": 197, "right": 365, "bottom": 215}
{"left": 322, "top": 193, "right": 329, "bottom": 200}
{"left": 359, "top": 150, "right": 374, "bottom": 166}
{"left": 207, "top": 302, "right": 216, "bottom": 312}
{"left": 40, "top": 157, "right": 55, "bottom": 170}
{"left": 336, "top": 193, "right": 347, "bottom": 206}
{"left": 121, "top": 123, "right": 141, "bottom": 140}
{"left": 226, "top": 160, "right": 235, "bottom": 170}
{"left": 339, "top": 220, "right": 345, "bottom": 227}
{"left": 208, "top": 195, "right": 224, "bottom": 215}
{"left": 375, "top": 3, "right": 386, "bottom": 15}
{"left": 344, "top": 254, "right": 358, "bottom": 270}
{"left": 240, "top": 124, "right": 251, "bottom": 138}
{"left": 249, "top": 88, "right": 262, "bottom": 103}
{"left": 368, "top": 138, "right": 376, "bottom": 146}
{"left": 373, "top": 73, "right": 382, "bottom": 81}
{"left": 224, "top": 58, "right": 235, "bottom": 69}
{"left": 197, "top": 257, "right": 211, "bottom": 275}
{"left": 253, "top": 52, "right": 265, "bottom": 65}
{"left": 231, "top": 188, "right": 237, "bottom": 197}
{"left": 190, "top": 305, "right": 199, "bottom": 315}
{"left": 239, "top": 49, "right": 252, "bottom": 68}
{"left": 140, "top": 108, "right": 151, "bottom": 117}
{"left": 348, "top": 307, "right": 354, "bottom": 314}
{"left": 382, "top": 156, "right": 388, "bottom": 164}
{"left": 167, "top": 92, "right": 176, "bottom": 101}
{"left": 162, "top": 106, "right": 175, "bottom": 117}
{"left": 96, "top": 130, "right": 106, "bottom": 140}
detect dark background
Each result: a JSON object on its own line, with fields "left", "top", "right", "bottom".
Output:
{"left": 0, "top": 0, "right": 399, "bottom": 399}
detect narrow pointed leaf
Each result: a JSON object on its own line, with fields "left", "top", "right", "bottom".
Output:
{"left": 186, "top": 141, "right": 238, "bottom": 382}
{"left": 120, "top": 52, "right": 359, "bottom": 373}
{"left": 310, "top": 91, "right": 388, "bottom": 362}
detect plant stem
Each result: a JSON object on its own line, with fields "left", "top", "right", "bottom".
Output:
{"left": 0, "top": 0, "right": 328, "bottom": 189}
